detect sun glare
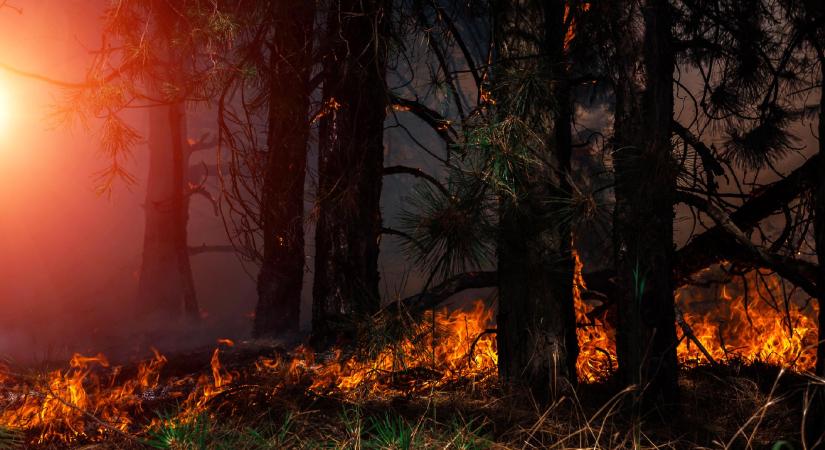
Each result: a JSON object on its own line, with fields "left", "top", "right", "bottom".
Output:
{"left": 0, "top": 85, "right": 10, "bottom": 136}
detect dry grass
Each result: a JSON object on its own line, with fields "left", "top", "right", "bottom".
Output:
{"left": 1, "top": 342, "right": 819, "bottom": 450}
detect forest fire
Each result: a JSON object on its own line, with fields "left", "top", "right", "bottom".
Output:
{"left": 676, "top": 269, "right": 817, "bottom": 371}
{"left": 0, "top": 260, "right": 816, "bottom": 444}
{"left": 573, "top": 263, "right": 818, "bottom": 381}
{"left": 257, "top": 300, "right": 498, "bottom": 397}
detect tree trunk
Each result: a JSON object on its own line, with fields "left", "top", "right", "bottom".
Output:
{"left": 809, "top": 52, "right": 825, "bottom": 448}
{"left": 495, "top": 0, "right": 578, "bottom": 402}
{"left": 136, "top": 4, "right": 198, "bottom": 321}
{"left": 312, "top": 0, "right": 388, "bottom": 346}
{"left": 815, "top": 54, "right": 825, "bottom": 380}
{"left": 252, "top": 1, "right": 315, "bottom": 338}
{"left": 137, "top": 97, "right": 198, "bottom": 320}
{"left": 612, "top": 0, "right": 679, "bottom": 405}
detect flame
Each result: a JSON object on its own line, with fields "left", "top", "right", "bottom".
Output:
{"left": 563, "top": 2, "right": 591, "bottom": 51}
{"left": 0, "top": 257, "right": 819, "bottom": 444}
{"left": 676, "top": 268, "right": 817, "bottom": 370}
{"left": 0, "top": 351, "right": 167, "bottom": 443}
{"left": 571, "top": 259, "right": 818, "bottom": 381}
{"left": 217, "top": 338, "right": 235, "bottom": 347}
{"left": 256, "top": 301, "right": 498, "bottom": 397}
{"left": 573, "top": 251, "right": 615, "bottom": 382}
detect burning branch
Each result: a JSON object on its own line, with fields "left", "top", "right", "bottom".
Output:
{"left": 389, "top": 95, "right": 458, "bottom": 146}
{"left": 675, "top": 307, "right": 719, "bottom": 366}
{"left": 187, "top": 132, "right": 218, "bottom": 153}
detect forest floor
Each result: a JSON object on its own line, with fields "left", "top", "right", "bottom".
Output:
{"left": 0, "top": 339, "right": 817, "bottom": 450}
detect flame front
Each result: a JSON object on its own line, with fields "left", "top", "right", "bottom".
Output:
{"left": 257, "top": 300, "right": 498, "bottom": 397}
{"left": 572, "top": 259, "right": 818, "bottom": 381}
{"left": 0, "top": 259, "right": 818, "bottom": 444}
{"left": 676, "top": 268, "right": 817, "bottom": 370}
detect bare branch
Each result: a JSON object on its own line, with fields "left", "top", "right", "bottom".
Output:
{"left": 383, "top": 165, "right": 449, "bottom": 196}
{"left": 188, "top": 244, "right": 236, "bottom": 255}
{"left": 389, "top": 95, "right": 457, "bottom": 146}
{"left": 383, "top": 271, "right": 498, "bottom": 314}
{"left": 676, "top": 191, "right": 817, "bottom": 297}
{"left": 189, "top": 185, "right": 219, "bottom": 215}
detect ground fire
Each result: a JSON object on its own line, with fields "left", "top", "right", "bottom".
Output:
{"left": 0, "top": 254, "right": 816, "bottom": 444}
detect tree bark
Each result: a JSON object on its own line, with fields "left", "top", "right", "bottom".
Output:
{"left": 495, "top": 0, "right": 578, "bottom": 402}
{"left": 612, "top": 0, "right": 679, "bottom": 405}
{"left": 252, "top": 1, "right": 315, "bottom": 338}
{"left": 312, "top": 0, "right": 388, "bottom": 346}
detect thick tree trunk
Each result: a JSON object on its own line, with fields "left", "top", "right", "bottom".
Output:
{"left": 495, "top": 0, "right": 578, "bottom": 402}
{"left": 252, "top": 1, "right": 315, "bottom": 338}
{"left": 612, "top": 0, "right": 679, "bottom": 405}
{"left": 137, "top": 97, "right": 198, "bottom": 320}
{"left": 312, "top": 0, "right": 388, "bottom": 346}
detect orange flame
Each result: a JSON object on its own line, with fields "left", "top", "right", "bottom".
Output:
{"left": 563, "top": 2, "right": 591, "bottom": 50}
{"left": 571, "top": 258, "right": 818, "bottom": 381}
{"left": 256, "top": 301, "right": 497, "bottom": 398}
{"left": 0, "top": 257, "right": 818, "bottom": 444}
{"left": 676, "top": 268, "right": 816, "bottom": 370}
{"left": 573, "top": 251, "right": 615, "bottom": 382}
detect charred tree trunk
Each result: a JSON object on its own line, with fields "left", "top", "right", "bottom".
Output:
{"left": 312, "top": 0, "right": 388, "bottom": 346}
{"left": 612, "top": 0, "right": 679, "bottom": 405}
{"left": 137, "top": 96, "right": 198, "bottom": 320}
{"left": 495, "top": 0, "right": 578, "bottom": 402}
{"left": 252, "top": 1, "right": 315, "bottom": 338}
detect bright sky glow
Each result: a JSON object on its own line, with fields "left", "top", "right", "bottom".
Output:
{"left": 0, "top": 83, "right": 10, "bottom": 136}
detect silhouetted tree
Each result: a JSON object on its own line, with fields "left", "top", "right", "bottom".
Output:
{"left": 610, "top": 0, "right": 679, "bottom": 404}
{"left": 493, "top": 0, "right": 581, "bottom": 401}
{"left": 252, "top": 1, "right": 316, "bottom": 338}
{"left": 312, "top": 0, "right": 390, "bottom": 345}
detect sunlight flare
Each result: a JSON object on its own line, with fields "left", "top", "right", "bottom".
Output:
{"left": 0, "top": 83, "right": 11, "bottom": 136}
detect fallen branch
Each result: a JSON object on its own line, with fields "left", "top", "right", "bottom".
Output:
{"left": 677, "top": 153, "right": 820, "bottom": 283}
{"left": 675, "top": 307, "right": 719, "bottom": 366}
{"left": 384, "top": 271, "right": 498, "bottom": 314}
{"left": 677, "top": 191, "right": 818, "bottom": 297}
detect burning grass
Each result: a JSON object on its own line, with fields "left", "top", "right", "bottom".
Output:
{"left": 0, "top": 260, "right": 820, "bottom": 447}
